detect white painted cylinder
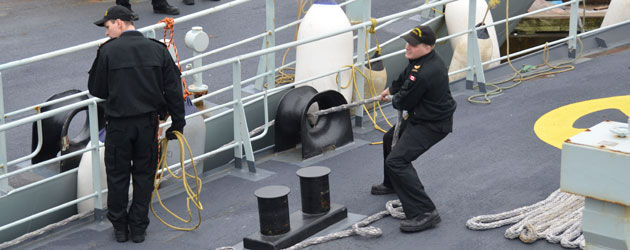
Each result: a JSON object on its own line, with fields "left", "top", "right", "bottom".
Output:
{"left": 445, "top": 0, "right": 500, "bottom": 70}
{"left": 295, "top": 0, "right": 354, "bottom": 104}
{"left": 600, "top": 0, "right": 630, "bottom": 28}
{"left": 77, "top": 142, "right": 107, "bottom": 213}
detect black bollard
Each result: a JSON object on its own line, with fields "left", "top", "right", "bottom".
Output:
{"left": 296, "top": 166, "right": 331, "bottom": 215}
{"left": 254, "top": 185, "right": 291, "bottom": 236}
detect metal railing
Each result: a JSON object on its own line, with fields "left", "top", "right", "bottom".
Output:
{"left": 0, "top": 0, "right": 607, "bottom": 241}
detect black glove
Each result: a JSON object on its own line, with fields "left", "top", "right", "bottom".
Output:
{"left": 165, "top": 125, "right": 183, "bottom": 140}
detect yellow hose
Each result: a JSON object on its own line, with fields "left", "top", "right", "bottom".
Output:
{"left": 150, "top": 131, "right": 203, "bottom": 231}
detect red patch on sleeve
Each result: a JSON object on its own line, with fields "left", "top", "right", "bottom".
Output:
{"left": 409, "top": 75, "right": 416, "bottom": 81}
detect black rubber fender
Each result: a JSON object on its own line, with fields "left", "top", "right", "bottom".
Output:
{"left": 59, "top": 105, "right": 91, "bottom": 172}
{"left": 274, "top": 86, "right": 318, "bottom": 153}
{"left": 31, "top": 90, "right": 105, "bottom": 172}
{"left": 274, "top": 86, "right": 354, "bottom": 159}
{"left": 300, "top": 90, "right": 353, "bottom": 159}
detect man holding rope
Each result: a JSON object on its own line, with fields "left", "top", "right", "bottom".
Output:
{"left": 372, "top": 25, "right": 456, "bottom": 232}
{"left": 88, "top": 6, "right": 186, "bottom": 243}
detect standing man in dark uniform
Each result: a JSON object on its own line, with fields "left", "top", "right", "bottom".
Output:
{"left": 371, "top": 26, "right": 456, "bottom": 232}
{"left": 116, "top": 0, "right": 180, "bottom": 18}
{"left": 88, "top": 5, "right": 186, "bottom": 243}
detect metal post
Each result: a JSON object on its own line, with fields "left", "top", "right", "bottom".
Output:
{"left": 568, "top": 0, "right": 579, "bottom": 58}
{"left": 233, "top": 60, "right": 256, "bottom": 173}
{"left": 233, "top": 61, "right": 243, "bottom": 169}
{"left": 144, "top": 29, "right": 156, "bottom": 39}
{"left": 345, "top": 0, "right": 371, "bottom": 127}
{"left": 237, "top": 103, "right": 256, "bottom": 173}
{"left": 420, "top": 0, "right": 439, "bottom": 19}
{"left": 185, "top": 27, "right": 210, "bottom": 97}
{"left": 0, "top": 73, "right": 9, "bottom": 194}
{"left": 465, "top": 0, "right": 487, "bottom": 92}
{"left": 255, "top": 0, "right": 276, "bottom": 90}
{"left": 192, "top": 51, "right": 204, "bottom": 91}
{"left": 265, "top": 0, "right": 276, "bottom": 90}
{"left": 88, "top": 102, "right": 103, "bottom": 220}
{"left": 355, "top": 25, "right": 367, "bottom": 127}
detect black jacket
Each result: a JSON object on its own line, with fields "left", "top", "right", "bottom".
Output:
{"left": 88, "top": 31, "right": 185, "bottom": 128}
{"left": 390, "top": 50, "right": 456, "bottom": 130}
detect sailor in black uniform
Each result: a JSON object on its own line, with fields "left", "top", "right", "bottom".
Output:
{"left": 88, "top": 5, "right": 186, "bottom": 243}
{"left": 371, "top": 25, "right": 456, "bottom": 232}
{"left": 116, "top": 0, "right": 180, "bottom": 18}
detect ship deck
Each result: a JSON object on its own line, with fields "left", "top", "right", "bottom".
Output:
{"left": 2, "top": 0, "right": 630, "bottom": 249}
{"left": 12, "top": 43, "right": 630, "bottom": 249}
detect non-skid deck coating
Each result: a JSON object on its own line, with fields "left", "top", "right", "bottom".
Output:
{"left": 2, "top": 0, "right": 630, "bottom": 249}
{"left": 11, "top": 46, "right": 630, "bottom": 250}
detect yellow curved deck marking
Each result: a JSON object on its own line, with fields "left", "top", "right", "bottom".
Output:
{"left": 534, "top": 95, "right": 630, "bottom": 149}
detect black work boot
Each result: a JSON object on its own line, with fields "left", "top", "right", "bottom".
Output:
{"left": 153, "top": 5, "right": 180, "bottom": 15}
{"left": 400, "top": 209, "right": 441, "bottom": 232}
{"left": 183, "top": 0, "right": 194, "bottom": 5}
{"left": 370, "top": 183, "right": 395, "bottom": 195}
{"left": 113, "top": 228, "right": 129, "bottom": 242}
{"left": 131, "top": 231, "right": 147, "bottom": 243}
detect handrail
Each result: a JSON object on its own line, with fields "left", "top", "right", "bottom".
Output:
{"left": 182, "top": 0, "right": 460, "bottom": 78}
{"left": 0, "top": 0, "right": 614, "bottom": 241}
{"left": 180, "top": 0, "right": 358, "bottom": 65}
{"left": 4, "top": 91, "right": 91, "bottom": 119}
{"left": 0, "top": 145, "right": 94, "bottom": 182}
{"left": 0, "top": 0, "right": 252, "bottom": 72}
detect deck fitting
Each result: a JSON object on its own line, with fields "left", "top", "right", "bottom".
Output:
{"left": 296, "top": 166, "right": 331, "bottom": 215}
{"left": 243, "top": 203, "right": 348, "bottom": 250}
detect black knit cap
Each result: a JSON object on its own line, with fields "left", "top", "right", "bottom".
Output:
{"left": 401, "top": 25, "right": 436, "bottom": 46}
{"left": 94, "top": 6, "right": 135, "bottom": 27}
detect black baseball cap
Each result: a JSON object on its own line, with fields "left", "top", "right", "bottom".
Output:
{"left": 401, "top": 25, "right": 436, "bottom": 46}
{"left": 94, "top": 6, "right": 135, "bottom": 27}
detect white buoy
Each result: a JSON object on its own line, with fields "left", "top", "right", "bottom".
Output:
{"left": 295, "top": 0, "right": 354, "bottom": 104}
{"left": 600, "top": 0, "right": 630, "bottom": 28}
{"left": 76, "top": 142, "right": 108, "bottom": 213}
{"left": 448, "top": 34, "right": 494, "bottom": 82}
{"left": 445, "top": 0, "right": 500, "bottom": 79}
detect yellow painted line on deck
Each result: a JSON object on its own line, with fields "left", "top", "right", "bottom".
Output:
{"left": 534, "top": 95, "right": 630, "bottom": 149}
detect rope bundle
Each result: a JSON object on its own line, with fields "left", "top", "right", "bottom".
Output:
{"left": 466, "top": 189, "right": 585, "bottom": 249}
{"left": 282, "top": 199, "right": 406, "bottom": 250}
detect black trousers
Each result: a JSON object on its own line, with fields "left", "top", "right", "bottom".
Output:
{"left": 381, "top": 118, "right": 447, "bottom": 219}
{"left": 116, "top": 0, "right": 170, "bottom": 9}
{"left": 105, "top": 113, "right": 158, "bottom": 234}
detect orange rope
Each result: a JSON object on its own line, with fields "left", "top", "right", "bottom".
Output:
{"left": 159, "top": 17, "right": 191, "bottom": 99}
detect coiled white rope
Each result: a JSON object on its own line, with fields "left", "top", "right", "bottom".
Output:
{"left": 283, "top": 199, "right": 406, "bottom": 250}
{"left": 466, "top": 189, "right": 585, "bottom": 249}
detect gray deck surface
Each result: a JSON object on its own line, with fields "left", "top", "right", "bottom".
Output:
{"left": 2, "top": 0, "right": 630, "bottom": 250}
{"left": 11, "top": 46, "right": 630, "bottom": 250}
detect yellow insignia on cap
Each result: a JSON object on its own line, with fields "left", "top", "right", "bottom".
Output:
{"left": 413, "top": 27, "right": 422, "bottom": 37}
{"left": 104, "top": 10, "right": 108, "bottom": 17}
